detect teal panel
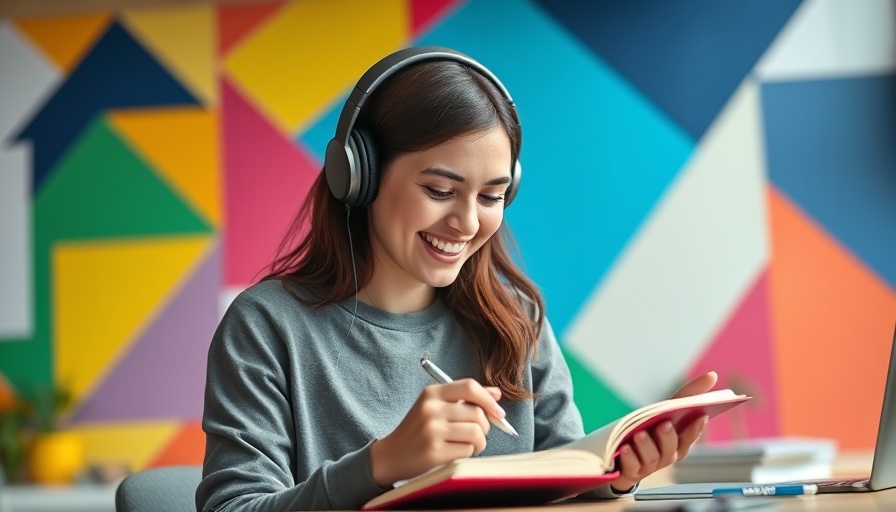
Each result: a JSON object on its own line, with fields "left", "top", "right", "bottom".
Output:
{"left": 416, "top": 0, "right": 695, "bottom": 332}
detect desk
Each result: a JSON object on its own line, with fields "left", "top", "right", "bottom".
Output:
{"left": 550, "top": 490, "right": 896, "bottom": 511}
{"left": 0, "top": 483, "right": 117, "bottom": 512}
{"left": 538, "top": 450, "right": 894, "bottom": 512}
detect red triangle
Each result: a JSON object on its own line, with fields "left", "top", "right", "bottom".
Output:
{"left": 148, "top": 422, "right": 205, "bottom": 467}
{"left": 686, "top": 269, "right": 781, "bottom": 442}
{"left": 218, "top": 1, "right": 285, "bottom": 56}
{"left": 409, "top": 0, "right": 460, "bottom": 36}
{"left": 221, "top": 77, "right": 319, "bottom": 287}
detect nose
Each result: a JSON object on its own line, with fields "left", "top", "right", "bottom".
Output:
{"left": 447, "top": 196, "right": 479, "bottom": 235}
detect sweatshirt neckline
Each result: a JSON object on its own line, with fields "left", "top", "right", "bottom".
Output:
{"left": 336, "top": 294, "right": 449, "bottom": 331}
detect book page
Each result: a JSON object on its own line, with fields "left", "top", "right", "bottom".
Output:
{"left": 564, "top": 420, "right": 618, "bottom": 462}
{"left": 563, "top": 389, "right": 747, "bottom": 464}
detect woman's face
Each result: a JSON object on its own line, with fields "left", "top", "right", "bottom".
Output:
{"left": 367, "top": 126, "right": 513, "bottom": 291}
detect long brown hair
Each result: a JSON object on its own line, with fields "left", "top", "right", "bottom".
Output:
{"left": 267, "top": 59, "right": 545, "bottom": 399}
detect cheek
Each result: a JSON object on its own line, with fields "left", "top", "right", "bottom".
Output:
{"left": 479, "top": 210, "right": 504, "bottom": 239}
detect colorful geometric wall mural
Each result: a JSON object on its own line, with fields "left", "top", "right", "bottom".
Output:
{"left": 1, "top": 0, "right": 894, "bottom": 473}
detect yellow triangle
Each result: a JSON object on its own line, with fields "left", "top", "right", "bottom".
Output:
{"left": 120, "top": 4, "right": 216, "bottom": 105}
{"left": 68, "top": 420, "right": 180, "bottom": 471}
{"left": 109, "top": 108, "right": 220, "bottom": 227}
{"left": 53, "top": 235, "right": 211, "bottom": 404}
{"left": 224, "top": 0, "right": 408, "bottom": 133}
{"left": 15, "top": 13, "right": 112, "bottom": 72}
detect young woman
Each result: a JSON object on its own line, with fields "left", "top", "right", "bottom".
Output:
{"left": 196, "top": 47, "right": 716, "bottom": 511}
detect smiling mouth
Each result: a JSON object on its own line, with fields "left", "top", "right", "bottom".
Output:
{"left": 421, "top": 233, "right": 467, "bottom": 255}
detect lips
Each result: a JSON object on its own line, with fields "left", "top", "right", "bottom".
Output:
{"left": 421, "top": 233, "right": 467, "bottom": 255}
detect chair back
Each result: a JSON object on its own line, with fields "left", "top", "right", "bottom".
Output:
{"left": 115, "top": 465, "right": 202, "bottom": 512}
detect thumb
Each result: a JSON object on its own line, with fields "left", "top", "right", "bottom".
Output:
{"left": 671, "top": 371, "right": 718, "bottom": 399}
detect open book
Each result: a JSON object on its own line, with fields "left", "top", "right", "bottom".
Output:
{"left": 363, "top": 389, "right": 751, "bottom": 510}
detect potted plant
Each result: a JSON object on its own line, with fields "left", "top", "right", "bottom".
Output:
{"left": 0, "top": 381, "right": 83, "bottom": 485}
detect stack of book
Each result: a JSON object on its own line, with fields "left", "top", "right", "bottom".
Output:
{"left": 671, "top": 437, "right": 837, "bottom": 484}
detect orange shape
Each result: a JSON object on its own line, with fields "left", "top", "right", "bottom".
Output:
{"left": 769, "top": 186, "right": 896, "bottom": 450}
{"left": 109, "top": 108, "right": 220, "bottom": 227}
{"left": 148, "top": 422, "right": 205, "bottom": 467}
{"left": 218, "top": 1, "right": 285, "bottom": 56}
{"left": 16, "top": 13, "right": 111, "bottom": 72}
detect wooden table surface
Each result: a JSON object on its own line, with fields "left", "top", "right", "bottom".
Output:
{"left": 464, "top": 451, "right": 895, "bottom": 512}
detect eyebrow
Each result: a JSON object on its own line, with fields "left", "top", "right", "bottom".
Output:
{"left": 421, "top": 167, "right": 511, "bottom": 186}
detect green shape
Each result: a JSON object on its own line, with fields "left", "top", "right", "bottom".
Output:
{"left": 35, "top": 116, "right": 211, "bottom": 240}
{"left": 0, "top": 115, "right": 212, "bottom": 395}
{"left": 562, "top": 345, "right": 634, "bottom": 433}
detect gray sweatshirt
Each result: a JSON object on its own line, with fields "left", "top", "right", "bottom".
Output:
{"left": 197, "top": 279, "right": 617, "bottom": 511}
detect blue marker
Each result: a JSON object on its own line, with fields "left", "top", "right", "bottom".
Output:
{"left": 712, "top": 484, "right": 818, "bottom": 497}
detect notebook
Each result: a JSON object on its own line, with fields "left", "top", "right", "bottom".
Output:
{"left": 636, "top": 318, "right": 896, "bottom": 500}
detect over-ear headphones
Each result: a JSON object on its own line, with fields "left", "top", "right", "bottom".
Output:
{"left": 324, "top": 46, "right": 522, "bottom": 209}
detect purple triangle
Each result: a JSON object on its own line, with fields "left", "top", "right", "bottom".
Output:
{"left": 71, "top": 245, "right": 220, "bottom": 423}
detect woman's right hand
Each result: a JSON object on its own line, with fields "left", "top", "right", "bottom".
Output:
{"left": 370, "top": 378, "right": 505, "bottom": 487}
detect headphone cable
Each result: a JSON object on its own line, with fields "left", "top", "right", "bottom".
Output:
{"left": 346, "top": 205, "right": 359, "bottom": 338}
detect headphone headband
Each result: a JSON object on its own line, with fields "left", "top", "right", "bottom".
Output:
{"left": 332, "top": 47, "right": 515, "bottom": 147}
{"left": 325, "top": 46, "right": 522, "bottom": 208}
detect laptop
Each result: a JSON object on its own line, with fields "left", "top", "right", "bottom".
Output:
{"left": 635, "top": 320, "right": 896, "bottom": 500}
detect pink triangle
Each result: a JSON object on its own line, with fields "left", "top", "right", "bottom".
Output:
{"left": 409, "top": 0, "right": 460, "bottom": 36}
{"left": 686, "top": 269, "right": 780, "bottom": 442}
{"left": 222, "top": 78, "right": 318, "bottom": 287}
{"left": 71, "top": 246, "right": 221, "bottom": 423}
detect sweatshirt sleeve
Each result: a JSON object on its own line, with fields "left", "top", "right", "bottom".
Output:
{"left": 529, "top": 317, "right": 636, "bottom": 500}
{"left": 530, "top": 317, "right": 585, "bottom": 450}
{"left": 196, "top": 293, "right": 388, "bottom": 511}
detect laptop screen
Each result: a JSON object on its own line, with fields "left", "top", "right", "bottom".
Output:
{"left": 869, "top": 321, "right": 896, "bottom": 491}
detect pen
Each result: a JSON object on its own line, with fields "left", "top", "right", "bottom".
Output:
{"left": 420, "top": 358, "right": 519, "bottom": 437}
{"left": 712, "top": 484, "right": 818, "bottom": 498}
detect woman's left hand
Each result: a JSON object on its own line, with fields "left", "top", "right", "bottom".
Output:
{"left": 608, "top": 371, "right": 719, "bottom": 493}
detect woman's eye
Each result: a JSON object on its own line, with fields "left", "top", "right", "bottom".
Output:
{"left": 424, "top": 186, "right": 452, "bottom": 200}
{"left": 479, "top": 194, "right": 504, "bottom": 205}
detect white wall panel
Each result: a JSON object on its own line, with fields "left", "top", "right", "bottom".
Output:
{"left": 566, "top": 80, "right": 770, "bottom": 405}
{"left": 757, "top": 0, "right": 896, "bottom": 81}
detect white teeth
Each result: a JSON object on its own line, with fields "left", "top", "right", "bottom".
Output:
{"left": 424, "top": 233, "right": 465, "bottom": 255}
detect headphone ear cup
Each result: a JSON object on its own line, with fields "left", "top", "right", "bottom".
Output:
{"left": 504, "top": 159, "right": 522, "bottom": 207}
{"left": 350, "top": 128, "right": 379, "bottom": 208}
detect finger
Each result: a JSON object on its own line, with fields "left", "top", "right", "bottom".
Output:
{"left": 675, "top": 415, "right": 709, "bottom": 460}
{"left": 444, "top": 401, "right": 491, "bottom": 436}
{"left": 631, "top": 431, "right": 661, "bottom": 475}
{"left": 653, "top": 421, "right": 679, "bottom": 468}
{"left": 436, "top": 439, "right": 480, "bottom": 462}
{"left": 671, "top": 371, "right": 718, "bottom": 399}
{"left": 444, "top": 422, "right": 489, "bottom": 455}
{"left": 484, "top": 386, "right": 502, "bottom": 401}
{"left": 438, "top": 379, "right": 506, "bottom": 420}
{"left": 617, "top": 444, "right": 641, "bottom": 481}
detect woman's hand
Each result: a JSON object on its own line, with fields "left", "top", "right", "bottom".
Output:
{"left": 370, "top": 379, "right": 505, "bottom": 487}
{"left": 609, "top": 371, "right": 719, "bottom": 493}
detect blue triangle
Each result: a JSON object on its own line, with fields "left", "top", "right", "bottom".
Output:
{"left": 410, "top": 0, "right": 694, "bottom": 333}
{"left": 15, "top": 21, "right": 198, "bottom": 193}
{"left": 534, "top": 0, "right": 802, "bottom": 138}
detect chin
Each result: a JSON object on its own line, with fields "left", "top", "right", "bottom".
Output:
{"left": 423, "top": 271, "right": 463, "bottom": 289}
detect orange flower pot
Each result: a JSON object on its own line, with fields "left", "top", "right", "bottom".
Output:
{"left": 28, "top": 431, "right": 84, "bottom": 484}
